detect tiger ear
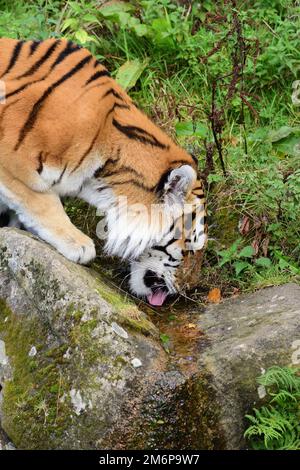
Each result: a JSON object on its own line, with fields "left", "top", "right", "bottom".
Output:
{"left": 161, "top": 165, "right": 196, "bottom": 206}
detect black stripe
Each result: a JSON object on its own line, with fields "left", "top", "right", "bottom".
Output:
{"left": 36, "top": 152, "right": 43, "bottom": 174}
{"left": 170, "top": 159, "right": 193, "bottom": 166}
{"left": 6, "top": 44, "right": 71, "bottom": 99}
{"left": 97, "top": 186, "right": 108, "bottom": 192}
{"left": 15, "top": 54, "right": 93, "bottom": 150}
{"left": 94, "top": 158, "right": 117, "bottom": 178}
{"left": 103, "top": 88, "right": 123, "bottom": 101}
{"left": 155, "top": 169, "right": 172, "bottom": 194}
{"left": 164, "top": 237, "right": 179, "bottom": 249}
{"left": 94, "top": 150, "right": 121, "bottom": 178}
{"left": 17, "top": 40, "right": 61, "bottom": 79}
{"left": 169, "top": 221, "right": 175, "bottom": 233}
{"left": 105, "top": 102, "right": 130, "bottom": 122}
{"left": 191, "top": 153, "right": 198, "bottom": 164}
{"left": 164, "top": 262, "right": 180, "bottom": 267}
{"left": 0, "top": 40, "right": 24, "bottom": 78}
{"left": 71, "top": 120, "right": 102, "bottom": 173}
{"left": 29, "top": 41, "right": 42, "bottom": 56}
{"left": 103, "top": 164, "right": 143, "bottom": 179}
{"left": 152, "top": 245, "right": 178, "bottom": 263}
{"left": 5, "top": 76, "right": 47, "bottom": 99}
{"left": 109, "top": 179, "right": 153, "bottom": 193}
{"left": 112, "top": 119, "right": 168, "bottom": 150}
{"left": 93, "top": 166, "right": 102, "bottom": 179}
{"left": 193, "top": 195, "right": 206, "bottom": 203}
{"left": 75, "top": 81, "right": 110, "bottom": 102}
{"left": 0, "top": 99, "right": 20, "bottom": 134}
{"left": 50, "top": 41, "right": 81, "bottom": 71}
{"left": 52, "top": 163, "right": 67, "bottom": 185}
{"left": 85, "top": 70, "right": 110, "bottom": 86}
{"left": 6, "top": 82, "right": 33, "bottom": 99}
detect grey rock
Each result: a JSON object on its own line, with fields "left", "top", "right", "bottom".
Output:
{"left": 0, "top": 228, "right": 299, "bottom": 450}
{"left": 0, "top": 228, "right": 172, "bottom": 449}
{"left": 0, "top": 427, "right": 15, "bottom": 450}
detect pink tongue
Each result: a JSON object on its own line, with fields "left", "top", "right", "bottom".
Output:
{"left": 147, "top": 289, "right": 168, "bottom": 306}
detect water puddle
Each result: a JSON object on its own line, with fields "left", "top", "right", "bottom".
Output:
{"left": 93, "top": 255, "right": 209, "bottom": 376}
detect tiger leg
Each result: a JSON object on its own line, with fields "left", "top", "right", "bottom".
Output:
{"left": 0, "top": 172, "right": 96, "bottom": 264}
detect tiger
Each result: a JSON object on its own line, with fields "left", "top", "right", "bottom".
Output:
{"left": 0, "top": 37, "right": 207, "bottom": 305}
{"left": 129, "top": 193, "right": 208, "bottom": 305}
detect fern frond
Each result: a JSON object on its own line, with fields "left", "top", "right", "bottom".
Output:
{"left": 258, "top": 366, "right": 300, "bottom": 392}
{"left": 245, "top": 366, "right": 300, "bottom": 450}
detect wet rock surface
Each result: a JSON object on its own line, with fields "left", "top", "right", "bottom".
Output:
{"left": 0, "top": 228, "right": 299, "bottom": 449}
{"left": 196, "top": 283, "right": 300, "bottom": 449}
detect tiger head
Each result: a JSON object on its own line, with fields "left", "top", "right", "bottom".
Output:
{"left": 129, "top": 177, "right": 207, "bottom": 306}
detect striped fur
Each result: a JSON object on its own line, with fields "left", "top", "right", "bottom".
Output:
{"left": 0, "top": 38, "right": 207, "bottom": 301}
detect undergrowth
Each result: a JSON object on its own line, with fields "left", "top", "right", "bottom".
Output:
{"left": 0, "top": 0, "right": 299, "bottom": 294}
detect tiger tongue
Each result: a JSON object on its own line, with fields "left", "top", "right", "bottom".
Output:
{"left": 147, "top": 289, "right": 168, "bottom": 306}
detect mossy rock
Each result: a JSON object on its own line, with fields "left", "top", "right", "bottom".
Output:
{"left": 0, "top": 228, "right": 222, "bottom": 449}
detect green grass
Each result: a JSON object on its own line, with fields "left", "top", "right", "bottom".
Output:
{"left": 0, "top": 0, "right": 299, "bottom": 293}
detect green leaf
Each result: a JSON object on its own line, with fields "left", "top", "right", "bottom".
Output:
{"left": 125, "top": 16, "right": 149, "bottom": 36}
{"left": 255, "top": 257, "right": 272, "bottom": 268}
{"left": 61, "top": 18, "right": 78, "bottom": 32}
{"left": 160, "top": 333, "right": 170, "bottom": 344}
{"left": 115, "top": 59, "right": 148, "bottom": 91}
{"left": 268, "top": 126, "right": 295, "bottom": 143}
{"left": 99, "top": 1, "right": 134, "bottom": 17}
{"left": 207, "top": 174, "right": 223, "bottom": 184}
{"left": 131, "top": 22, "right": 149, "bottom": 37}
{"left": 99, "top": 2, "right": 133, "bottom": 28}
{"left": 74, "top": 29, "right": 91, "bottom": 44}
{"left": 175, "top": 122, "right": 193, "bottom": 136}
{"left": 272, "top": 135, "right": 300, "bottom": 157}
{"left": 278, "top": 258, "right": 290, "bottom": 270}
{"left": 238, "top": 245, "right": 255, "bottom": 258}
{"left": 82, "top": 14, "right": 99, "bottom": 23}
{"left": 218, "top": 257, "right": 231, "bottom": 267}
{"left": 217, "top": 240, "right": 241, "bottom": 266}
{"left": 160, "top": 333, "right": 170, "bottom": 353}
{"left": 175, "top": 121, "right": 207, "bottom": 138}
{"left": 151, "top": 18, "right": 170, "bottom": 34}
{"left": 248, "top": 127, "right": 269, "bottom": 143}
{"left": 234, "top": 260, "right": 250, "bottom": 275}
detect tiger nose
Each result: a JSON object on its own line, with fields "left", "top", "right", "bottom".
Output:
{"left": 144, "top": 269, "right": 166, "bottom": 290}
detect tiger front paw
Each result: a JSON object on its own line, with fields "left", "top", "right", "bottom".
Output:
{"left": 54, "top": 231, "right": 96, "bottom": 264}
